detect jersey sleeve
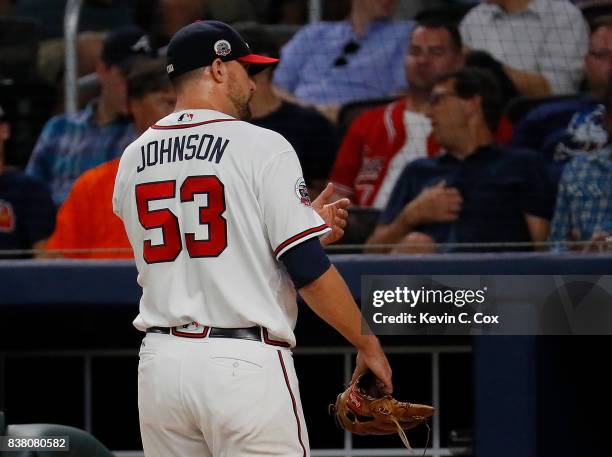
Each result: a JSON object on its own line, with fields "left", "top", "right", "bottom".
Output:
{"left": 112, "top": 152, "right": 130, "bottom": 221}
{"left": 257, "top": 148, "right": 331, "bottom": 260}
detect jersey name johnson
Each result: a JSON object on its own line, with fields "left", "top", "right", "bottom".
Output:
{"left": 136, "top": 133, "right": 230, "bottom": 173}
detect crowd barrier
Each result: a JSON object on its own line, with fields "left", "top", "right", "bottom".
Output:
{"left": 2, "top": 252, "right": 611, "bottom": 305}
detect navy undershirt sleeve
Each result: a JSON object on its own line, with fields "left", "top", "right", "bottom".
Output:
{"left": 279, "top": 236, "right": 331, "bottom": 289}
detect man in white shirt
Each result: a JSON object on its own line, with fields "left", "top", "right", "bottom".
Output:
{"left": 460, "top": 0, "right": 589, "bottom": 95}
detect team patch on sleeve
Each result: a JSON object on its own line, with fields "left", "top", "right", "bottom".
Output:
{"left": 295, "top": 178, "right": 311, "bottom": 207}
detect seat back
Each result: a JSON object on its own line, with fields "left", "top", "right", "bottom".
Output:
{"left": 505, "top": 94, "right": 581, "bottom": 125}
{"left": 337, "top": 97, "right": 399, "bottom": 137}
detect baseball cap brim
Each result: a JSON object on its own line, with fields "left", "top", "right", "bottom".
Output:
{"left": 237, "top": 54, "right": 279, "bottom": 75}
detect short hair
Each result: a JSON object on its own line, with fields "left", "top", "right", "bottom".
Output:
{"left": 436, "top": 68, "right": 504, "bottom": 132}
{"left": 590, "top": 15, "right": 612, "bottom": 35}
{"left": 412, "top": 18, "right": 463, "bottom": 52}
{"left": 127, "top": 59, "right": 172, "bottom": 100}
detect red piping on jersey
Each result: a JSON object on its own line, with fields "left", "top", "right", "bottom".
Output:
{"left": 274, "top": 224, "right": 329, "bottom": 257}
{"left": 277, "top": 351, "right": 307, "bottom": 457}
{"left": 263, "top": 328, "right": 290, "bottom": 348}
{"left": 151, "top": 118, "right": 240, "bottom": 130}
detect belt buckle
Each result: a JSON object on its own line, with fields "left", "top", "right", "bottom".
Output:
{"left": 171, "top": 322, "right": 209, "bottom": 338}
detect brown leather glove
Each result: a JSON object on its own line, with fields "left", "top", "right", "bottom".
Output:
{"left": 330, "top": 371, "right": 434, "bottom": 448}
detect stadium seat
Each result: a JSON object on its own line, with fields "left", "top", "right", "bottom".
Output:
{"left": 337, "top": 97, "right": 399, "bottom": 137}
{"left": 505, "top": 94, "right": 580, "bottom": 125}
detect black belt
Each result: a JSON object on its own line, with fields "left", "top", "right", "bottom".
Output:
{"left": 146, "top": 325, "right": 289, "bottom": 347}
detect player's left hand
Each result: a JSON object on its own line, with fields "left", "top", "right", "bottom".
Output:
{"left": 312, "top": 183, "right": 350, "bottom": 245}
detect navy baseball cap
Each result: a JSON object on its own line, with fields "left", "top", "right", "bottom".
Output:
{"left": 166, "top": 20, "right": 279, "bottom": 78}
{"left": 101, "top": 26, "right": 157, "bottom": 71}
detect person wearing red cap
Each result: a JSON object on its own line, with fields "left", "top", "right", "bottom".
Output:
{"left": 113, "top": 20, "right": 391, "bottom": 457}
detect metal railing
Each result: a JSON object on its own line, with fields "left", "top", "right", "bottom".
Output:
{"left": 0, "top": 345, "right": 471, "bottom": 457}
{"left": 63, "top": 0, "right": 83, "bottom": 115}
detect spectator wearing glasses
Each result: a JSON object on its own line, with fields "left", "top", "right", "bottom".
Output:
{"left": 511, "top": 16, "right": 612, "bottom": 185}
{"left": 460, "top": 0, "right": 588, "bottom": 96}
{"left": 366, "top": 68, "right": 555, "bottom": 253}
{"left": 273, "top": 0, "right": 413, "bottom": 121}
{"left": 25, "top": 27, "right": 158, "bottom": 205}
{"left": 0, "top": 103, "right": 56, "bottom": 258}
{"left": 329, "top": 19, "right": 464, "bottom": 210}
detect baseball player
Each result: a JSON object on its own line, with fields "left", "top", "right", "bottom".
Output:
{"left": 113, "top": 20, "right": 392, "bottom": 457}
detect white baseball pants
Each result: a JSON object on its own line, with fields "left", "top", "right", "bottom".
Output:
{"left": 138, "top": 332, "right": 310, "bottom": 457}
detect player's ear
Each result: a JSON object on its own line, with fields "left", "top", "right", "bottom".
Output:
{"left": 210, "top": 58, "right": 226, "bottom": 83}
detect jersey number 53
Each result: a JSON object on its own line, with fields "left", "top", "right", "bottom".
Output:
{"left": 135, "top": 175, "right": 227, "bottom": 264}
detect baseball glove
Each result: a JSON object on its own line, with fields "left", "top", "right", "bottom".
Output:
{"left": 329, "top": 371, "right": 434, "bottom": 449}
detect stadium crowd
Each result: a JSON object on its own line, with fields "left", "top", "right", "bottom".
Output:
{"left": 0, "top": 0, "right": 611, "bottom": 258}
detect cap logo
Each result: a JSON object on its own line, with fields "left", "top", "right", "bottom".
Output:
{"left": 166, "top": 64, "right": 174, "bottom": 74}
{"left": 214, "top": 40, "right": 231, "bottom": 57}
{"left": 131, "top": 35, "right": 152, "bottom": 54}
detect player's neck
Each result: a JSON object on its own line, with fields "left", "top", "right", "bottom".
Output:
{"left": 174, "top": 95, "right": 228, "bottom": 116}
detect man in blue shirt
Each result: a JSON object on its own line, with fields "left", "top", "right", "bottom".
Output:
{"left": 26, "top": 26, "right": 158, "bottom": 204}
{"left": 510, "top": 16, "right": 612, "bottom": 185}
{"left": 367, "top": 68, "right": 555, "bottom": 253}
{"left": 273, "top": 0, "right": 412, "bottom": 121}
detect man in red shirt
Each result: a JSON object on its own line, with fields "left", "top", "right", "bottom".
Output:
{"left": 330, "top": 18, "right": 465, "bottom": 209}
{"left": 46, "top": 60, "right": 176, "bottom": 258}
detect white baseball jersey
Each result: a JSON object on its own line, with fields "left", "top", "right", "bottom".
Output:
{"left": 113, "top": 109, "right": 330, "bottom": 346}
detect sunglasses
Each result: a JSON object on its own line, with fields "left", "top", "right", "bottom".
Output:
{"left": 333, "top": 40, "right": 360, "bottom": 67}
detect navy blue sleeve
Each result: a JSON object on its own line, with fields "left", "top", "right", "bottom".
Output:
{"left": 378, "top": 163, "right": 419, "bottom": 225}
{"left": 280, "top": 237, "right": 331, "bottom": 289}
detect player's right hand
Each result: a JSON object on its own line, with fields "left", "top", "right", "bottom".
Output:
{"left": 352, "top": 340, "right": 393, "bottom": 394}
